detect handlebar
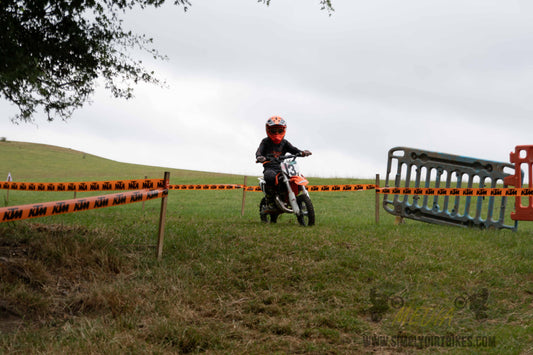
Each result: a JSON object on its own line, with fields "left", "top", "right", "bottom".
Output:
{"left": 256, "top": 153, "right": 305, "bottom": 164}
{"left": 273, "top": 153, "right": 301, "bottom": 160}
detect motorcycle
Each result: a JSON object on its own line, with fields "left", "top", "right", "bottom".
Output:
{"left": 257, "top": 153, "right": 315, "bottom": 226}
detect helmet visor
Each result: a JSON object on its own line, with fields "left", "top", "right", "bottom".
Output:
{"left": 267, "top": 126, "right": 286, "bottom": 135}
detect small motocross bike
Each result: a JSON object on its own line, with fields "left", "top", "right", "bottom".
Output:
{"left": 258, "top": 153, "right": 315, "bottom": 226}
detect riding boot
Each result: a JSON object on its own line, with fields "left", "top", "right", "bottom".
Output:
{"left": 265, "top": 186, "right": 276, "bottom": 209}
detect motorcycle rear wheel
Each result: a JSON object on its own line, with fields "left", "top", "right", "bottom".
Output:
{"left": 296, "top": 194, "right": 315, "bottom": 226}
{"left": 259, "top": 197, "right": 279, "bottom": 223}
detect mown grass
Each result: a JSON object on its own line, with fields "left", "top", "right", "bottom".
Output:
{"left": 1, "top": 141, "right": 533, "bottom": 354}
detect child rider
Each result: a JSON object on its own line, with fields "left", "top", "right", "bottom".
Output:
{"left": 256, "top": 116, "right": 312, "bottom": 202}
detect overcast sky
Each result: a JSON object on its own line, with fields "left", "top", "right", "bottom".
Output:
{"left": 1, "top": 0, "right": 532, "bottom": 179}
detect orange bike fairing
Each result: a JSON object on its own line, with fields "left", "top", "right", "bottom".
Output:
{"left": 290, "top": 175, "right": 309, "bottom": 186}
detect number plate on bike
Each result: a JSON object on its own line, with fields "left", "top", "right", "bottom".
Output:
{"left": 281, "top": 161, "right": 299, "bottom": 176}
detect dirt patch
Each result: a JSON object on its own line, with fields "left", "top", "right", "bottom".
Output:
{"left": 0, "top": 312, "right": 23, "bottom": 334}
{"left": 0, "top": 223, "right": 136, "bottom": 332}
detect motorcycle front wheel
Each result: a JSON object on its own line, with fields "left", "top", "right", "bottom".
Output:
{"left": 259, "top": 197, "right": 279, "bottom": 223}
{"left": 296, "top": 194, "right": 315, "bottom": 226}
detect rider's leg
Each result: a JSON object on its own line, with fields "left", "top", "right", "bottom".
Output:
{"left": 264, "top": 169, "right": 278, "bottom": 201}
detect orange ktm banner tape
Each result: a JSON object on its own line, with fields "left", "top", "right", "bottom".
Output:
{"left": 243, "top": 184, "right": 377, "bottom": 192}
{"left": 244, "top": 185, "right": 533, "bottom": 195}
{"left": 175, "top": 184, "right": 533, "bottom": 196}
{"left": 307, "top": 184, "right": 376, "bottom": 192}
{"left": 169, "top": 184, "right": 243, "bottom": 190}
{"left": 0, "top": 189, "right": 167, "bottom": 223}
{"left": 376, "top": 187, "right": 533, "bottom": 197}
{"left": 0, "top": 179, "right": 165, "bottom": 192}
{"left": 244, "top": 186, "right": 262, "bottom": 192}
{"left": 168, "top": 184, "right": 376, "bottom": 192}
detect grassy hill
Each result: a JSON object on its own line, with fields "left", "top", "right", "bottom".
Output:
{"left": 0, "top": 140, "right": 242, "bottom": 183}
{"left": 1, "top": 141, "right": 532, "bottom": 354}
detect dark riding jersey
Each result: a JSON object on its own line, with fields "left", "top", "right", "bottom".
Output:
{"left": 256, "top": 137, "right": 302, "bottom": 172}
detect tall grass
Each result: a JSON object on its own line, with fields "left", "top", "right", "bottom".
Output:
{"left": 1, "top": 141, "right": 532, "bottom": 354}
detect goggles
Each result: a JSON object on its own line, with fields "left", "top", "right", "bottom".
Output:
{"left": 268, "top": 127, "right": 286, "bottom": 134}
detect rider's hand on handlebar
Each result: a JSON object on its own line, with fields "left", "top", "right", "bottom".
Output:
{"left": 256, "top": 155, "right": 267, "bottom": 163}
{"left": 301, "top": 150, "right": 312, "bottom": 157}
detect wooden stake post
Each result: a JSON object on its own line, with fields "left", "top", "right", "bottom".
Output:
{"left": 241, "top": 176, "right": 247, "bottom": 216}
{"left": 156, "top": 171, "right": 170, "bottom": 260}
{"left": 375, "top": 174, "right": 380, "bottom": 224}
{"left": 5, "top": 172, "right": 12, "bottom": 205}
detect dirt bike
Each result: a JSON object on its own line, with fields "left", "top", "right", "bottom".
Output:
{"left": 257, "top": 153, "right": 315, "bottom": 226}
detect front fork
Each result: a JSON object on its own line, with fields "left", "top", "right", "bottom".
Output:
{"left": 284, "top": 176, "right": 300, "bottom": 216}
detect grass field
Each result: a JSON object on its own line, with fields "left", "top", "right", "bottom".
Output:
{"left": 1, "top": 140, "right": 532, "bottom": 354}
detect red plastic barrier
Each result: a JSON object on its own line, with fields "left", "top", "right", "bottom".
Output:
{"left": 504, "top": 145, "right": 533, "bottom": 221}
